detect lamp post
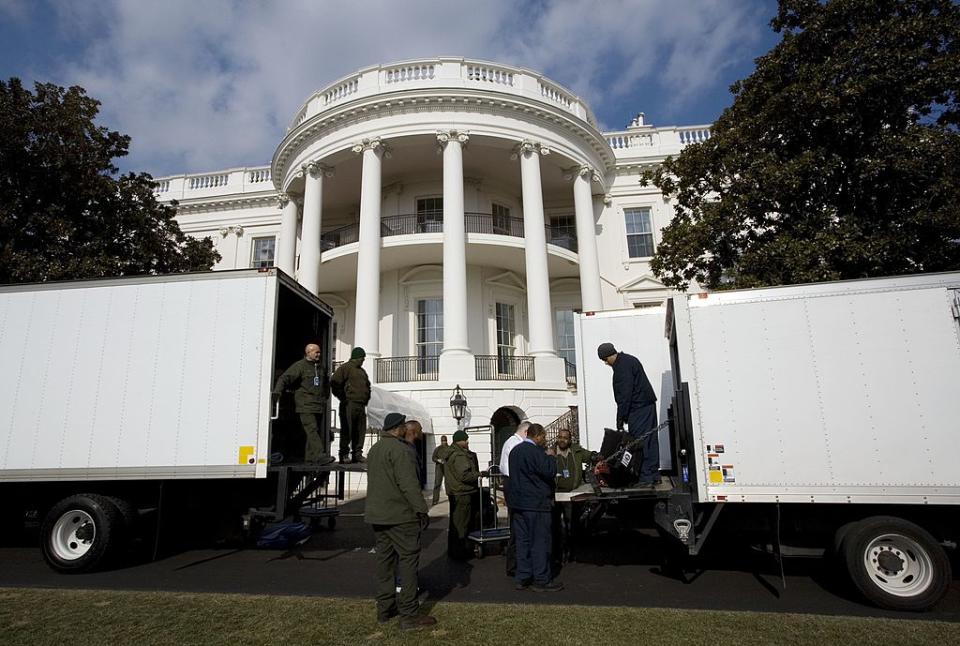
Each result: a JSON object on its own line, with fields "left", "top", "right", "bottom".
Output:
{"left": 450, "top": 384, "right": 467, "bottom": 430}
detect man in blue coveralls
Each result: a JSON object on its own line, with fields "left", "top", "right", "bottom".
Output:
{"left": 597, "top": 342, "right": 660, "bottom": 485}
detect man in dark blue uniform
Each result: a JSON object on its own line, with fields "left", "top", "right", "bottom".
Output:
{"left": 597, "top": 342, "right": 660, "bottom": 485}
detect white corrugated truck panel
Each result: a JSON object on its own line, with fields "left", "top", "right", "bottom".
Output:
{"left": 688, "top": 285, "right": 960, "bottom": 498}
{"left": 575, "top": 308, "right": 673, "bottom": 467}
{"left": 0, "top": 276, "right": 270, "bottom": 477}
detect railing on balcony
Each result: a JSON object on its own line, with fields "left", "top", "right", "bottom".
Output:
{"left": 319, "top": 212, "right": 578, "bottom": 252}
{"left": 381, "top": 212, "right": 444, "bottom": 236}
{"left": 376, "top": 356, "right": 439, "bottom": 383}
{"left": 475, "top": 355, "right": 535, "bottom": 381}
{"left": 564, "top": 359, "right": 577, "bottom": 388}
{"left": 320, "top": 222, "right": 360, "bottom": 251}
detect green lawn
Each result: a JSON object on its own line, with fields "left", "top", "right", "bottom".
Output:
{"left": 0, "top": 588, "right": 956, "bottom": 645}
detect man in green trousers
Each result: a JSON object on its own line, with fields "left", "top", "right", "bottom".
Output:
{"left": 330, "top": 346, "right": 371, "bottom": 463}
{"left": 431, "top": 435, "right": 451, "bottom": 505}
{"left": 272, "top": 343, "right": 333, "bottom": 465}
{"left": 364, "top": 412, "right": 436, "bottom": 630}
{"left": 444, "top": 429, "right": 481, "bottom": 560}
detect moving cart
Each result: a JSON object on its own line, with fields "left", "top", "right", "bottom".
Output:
{"left": 467, "top": 469, "right": 510, "bottom": 559}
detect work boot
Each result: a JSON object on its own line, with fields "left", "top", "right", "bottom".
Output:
{"left": 306, "top": 455, "right": 335, "bottom": 467}
{"left": 514, "top": 578, "right": 532, "bottom": 591}
{"left": 338, "top": 455, "right": 349, "bottom": 465}
{"left": 376, "top": 608, "right": 398, "bottom": 624}
{"left": 530, "top": 581, "right": 564, "bottom": 592}
{"left": 398, "top": 614, "right": 437, "bottom": 630}
{"left": 352, "top": 454, "right": 366, "bottom": 464}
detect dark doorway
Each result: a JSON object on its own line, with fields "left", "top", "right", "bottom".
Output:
{"left": 490, "top": 406, "right": 523, "bottom": 465}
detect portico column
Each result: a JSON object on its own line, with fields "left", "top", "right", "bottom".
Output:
{"left": 571, "top": 166, "right": 604, "bottom": 311}
{"left": 516, "top": 140, "right": 556, "bottom": 357}
{"left": 299, "top": 161, "right": 331, "bottom": 294}
{"left": 276, "top": 193, "right": 299, "bottom": 276}
{"left": 352, "top": 138, "right": 385, "bottom": 378}
{"left": 436, "top": 131, "right": 474, "bottom": 382}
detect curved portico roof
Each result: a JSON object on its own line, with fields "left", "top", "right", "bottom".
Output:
{"left": 272, "top": 57, "right": 614, "bottom": 192}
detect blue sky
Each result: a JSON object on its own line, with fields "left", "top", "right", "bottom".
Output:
{"left": 0, "top": 0, "right": 781, "bottom": 177}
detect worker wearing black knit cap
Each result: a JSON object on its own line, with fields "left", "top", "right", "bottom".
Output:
{"left": 443, "top": 429, "right": 481, "bottom": 559}
{"left": 597, "top": 342, "right": 660, "bottom": 485}
{"left": 331, "top": 346, "right": 371, "bottom": 463}
{"left": 365, "top": 412, "right": 436, "bottom": 630}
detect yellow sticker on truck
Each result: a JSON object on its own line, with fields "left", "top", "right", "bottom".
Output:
{"left": 238, "top": 445, "right": 255, "bottom": 465}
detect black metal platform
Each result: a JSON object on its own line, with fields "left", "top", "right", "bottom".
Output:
{"left": 248, "top": 462, "right": 366, "bottom": 527}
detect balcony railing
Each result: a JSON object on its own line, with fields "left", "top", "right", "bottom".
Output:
{"left": 564, "top": 359, "right": 577, "bottom": 387}
{"left": 319, "top": 212, "right": 577, "bottom": 252}
{"left": 376, "top": 356, "right": 439, "bottom": 383}
{"left": 475, "top": 355, "right": 535, "bottom": 381}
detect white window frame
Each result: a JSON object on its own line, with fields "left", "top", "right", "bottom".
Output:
{"left": 250, "top": 235, "right": 276, "bottom": 268}
{"left": 414, "top": 297, "right": 443, "bottom": 373}
{"left": 416, "top": 196, "right": 443, "bottom": 233}
{"left": 620, "top": 204, "right": 658, "bottom": 262}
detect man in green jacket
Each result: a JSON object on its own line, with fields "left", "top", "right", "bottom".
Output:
{"left": 553, "top": 428, "right": 591, "bottom": 562}
{"left": 364, "top": 412, "right": 436, "bottom": 630}
{"left": 330, "top": 347, "right": 371, "bottom": 464}
{"left": 431, "top": 435, "right": 451, "bottom": 505}
{"left": 272, "top": 343, "right": 333, "bottom": 465}
{"left": 443, "top": 430, "right": 481, "bottom": 560}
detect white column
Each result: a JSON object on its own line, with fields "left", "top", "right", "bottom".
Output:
{"left": 352, "top": 138, "right": 385, "bottom": 376}
{"left": 276, "top": 193, "right": 299, "bottom": 277}
{"left": 572, "top": 166, "right": 604, "bottom": 311}
{"left": 437, "top": 130, "right": 474, "bottom": 382}
{"left": 517, "top": 140, "right": 557, "bottom": 357}
{"left": 299, "top": 161, "right": 327, "bottom": 294}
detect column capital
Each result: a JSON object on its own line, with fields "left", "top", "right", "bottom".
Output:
{"left": 299, "top": 161, "right": 334, "bottom": 179}
{"left": 276, "top": 193, "right": 291, "bottom": 209}
{"left": 563, "top": 164, "right": 603, "bottom": 184}
{"left": 351, "top": 137, "right": 390, "bottom": 157}
{"left": 436, "top": 129, "right": 469, "bottom": 147}
{"left": 511, "top": 139, "right": 551, "bottom": 159}
{"left": 218, "top": 224, "right": 244, "bottom": 237}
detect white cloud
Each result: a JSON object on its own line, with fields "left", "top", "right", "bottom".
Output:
{"left": 44, "top": 0, "right": 766, "bottom": 175}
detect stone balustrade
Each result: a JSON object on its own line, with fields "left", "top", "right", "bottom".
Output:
{"left": 153, "top": 166, "right": 273, "bottom": 200}
{"left": 287, "top": 57, "right": 598, "bottom": 130}
{"left": 605, "top": 125, "right": 712, "bottom": 158}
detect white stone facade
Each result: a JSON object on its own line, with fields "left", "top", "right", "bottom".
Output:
{"left": 156, "top": 58, "right": 711, "bottom": 475}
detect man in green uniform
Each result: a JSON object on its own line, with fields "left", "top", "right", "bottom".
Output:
{"left": 431, "top": 435, "right": 451, "bottom": 506}
{"left": 330, "top": 347, "right": 371, "bottom": 464}
{"left": 444, "top": 429, "right": 481, "bottom": 560}
{"left": 272, "top": 343, "right": 333, "bottom": 465}
{"left": 364, "top": 412, "right": 436, "bottom": 630}
{"left": 553, "top": 428, "right": 591, "bottom": 562}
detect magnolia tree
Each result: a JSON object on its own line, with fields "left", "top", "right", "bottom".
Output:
{"left": 645, "top": 0, "right": 960, "bottom": 290}
{"left": 0, "top": 79, "right": 219, "bottom": 284}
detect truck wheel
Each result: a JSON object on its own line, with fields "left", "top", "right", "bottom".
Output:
{"left": 843, "top": 516, "right": 951, "bottom": 611}
{"left": 40, "top": 494, "right": 122, "bottom": 573}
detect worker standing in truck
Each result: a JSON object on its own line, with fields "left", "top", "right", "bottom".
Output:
{"left": 330, "top": 347, "right": 371, "bottom": 464}
{"left": 598, "top": 342, "right": 660, "bottom": 485}
{"left": 272, "top": 343, "right": 334, "bottom": 465}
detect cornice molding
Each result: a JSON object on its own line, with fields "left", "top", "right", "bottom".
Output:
{"left": 171, "top": 192, "right": 280, "bottom": 214}
{"left": 272, "top": 89, "right": 613, "bottom": 190}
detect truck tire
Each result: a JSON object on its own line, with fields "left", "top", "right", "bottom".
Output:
{"left": 843, "top": 516, "right": 951, "bottom": 611}
{"left": 40, "top": 494, "right": 123, "bottom": 573}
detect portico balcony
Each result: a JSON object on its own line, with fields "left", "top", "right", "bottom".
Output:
{"left": 320, "top": 212, "right": 577, "bottom": 253}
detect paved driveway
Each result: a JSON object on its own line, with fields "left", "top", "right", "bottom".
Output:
{"left": 2, "top": 501, "right": 958, "bottom": 621}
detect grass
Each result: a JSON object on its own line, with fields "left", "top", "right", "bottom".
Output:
{"left": 0, "top": 587, "right": 957, "bottom": 646}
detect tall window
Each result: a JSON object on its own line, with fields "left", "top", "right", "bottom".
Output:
{"left": 417, "top": 197, "right": 443, "bottom": 233}
{"left": 555, "top": 309, "right": 576, "bottom": 367}
{"left": 548, "top": 214, "right": 576, "bottom": 249}
{"left": 251, "top": 237, "right": 276, "bottom": 268}
{"left": 492, "top": 202, "right": 512, "bottom": 235}
{"left": 624, "top": 208, "right": 655, "bottom": 258}
{"left": 495, "top": 302, "right": 516, "bottom": 373}
{"left": 416, "top": 298, "right": 443, "bottom": 374}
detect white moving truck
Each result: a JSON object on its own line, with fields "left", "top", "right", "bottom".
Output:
{"left": 575, "top": 272, "right": 960, "bottom": 611}
{"left": 0, "top": 269, "right": 338, "bottom": 572}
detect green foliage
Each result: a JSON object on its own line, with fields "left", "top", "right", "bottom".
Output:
{"left": 0, "top": 79, "right": 219, "bottom": 284}
{"left": 644, "top": 0, "right": 960, "bottom": 290}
